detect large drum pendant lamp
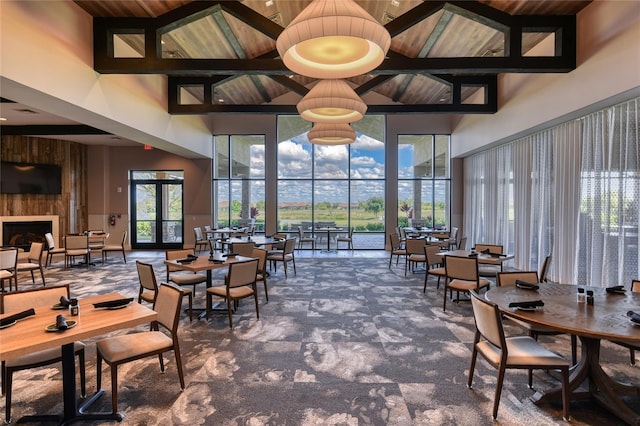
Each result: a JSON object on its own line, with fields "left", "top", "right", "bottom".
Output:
{"left": 307, "top": 123, "right": 357, "bottom": 145}
{"left": 297, "top": 79, "right": 367, "bottom": 124}
{"left": 276, "top": 0, "right": 391, "bottom": 79}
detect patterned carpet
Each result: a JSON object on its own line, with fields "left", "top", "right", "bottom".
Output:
{"left": 5, "top": 252, "right": 639, "bottom": 425}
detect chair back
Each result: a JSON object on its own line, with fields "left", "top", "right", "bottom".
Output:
{"left": 424, "top": 245, "right": 442, "bottom": 266}
{"left": 539, "top": 254, "right": 552, "bottom": 282}
{"left": 165, "top": 249, "right": 196, "bottom": 277}
{"left": 44, "top": 232, "right": 57, "bottom": 250}
{"left": 284, "top": 238, "right": 296, "bottom": 254}
{"left": 469, "top": 290, "right": 506, "bottom": 351}
{"left": 26, "top": 242, "right": 44, "bottom": 263}
{"left": 496, "top": 271, "right": 539, "bottom": 287}
{"left": 632, "top": 279, "right": 640, "bottom": 293}
{"left": 118, "top": 230, "right": 128, "bottom": 246}
{"left": 137, "top": 260, "right": 159, "bottom": 299}
{"left": 0, "top": 248, "right": 18, "bottom": 270}
{"left": 457, "top": 236, "right": 467, "bottom": 250}
{"left": 445, "top": 256, "right": 479, "bottom": 281}
{"left": 432, "top": 231, "right": 450, "bottom": 240}
{"left": 389, "top": 233, "right": 401, "bottom": 250}
{"left": 450, "top": 227, "right": 459, "bottom": 241}
{"left": 66, "top": 235, "right": 89, "bottom": 250}
{"left": 1, "top": 284, "right": 70, "bottom": 314}
{"left": 194, "top": 227, "right": 204, "bottom": 240}
{"left": 153, "top": 283, "right": 184, "bottom": 333}
{"left": 226, "top": 259, "right": 259, "bottom": 289}
{"left": 297, "top": 226, "right": 305, "bottom": 238}
{"left": 475, "top": 244, "right": 503, "bottom": 254}
{"left": 348, "top": 227, "right": 354, "bottom": 237}
{"left": 405, "top": 238, "right": 425, "bottom": 256}
{"left": 231, "top": 242, "right": 255, "bottom": 257}
{"left": 251, "top": 247, "right": 267, "bottom": 274}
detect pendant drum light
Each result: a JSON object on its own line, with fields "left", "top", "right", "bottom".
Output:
{"left": 297, "top": 79, "right": 367, "bottom": 124}
{"left": 307, "top": 123, "right": 357, "bottom": 145}
{"left": 276, "top": 0, "right": 391, "bottom": 79}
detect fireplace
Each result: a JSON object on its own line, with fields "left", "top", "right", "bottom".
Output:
{"left": 0, "top": 216, "right": 59, "bottom": 252}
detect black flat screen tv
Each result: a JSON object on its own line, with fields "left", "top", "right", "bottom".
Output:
{"left": 0, "top": 162, "right": 62, "bottom": 194}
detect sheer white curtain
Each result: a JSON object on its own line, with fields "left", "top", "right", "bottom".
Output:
{"left": 579, "top": 99, "right": 639, "bottom": 287}
{"left": 463, "top": 97, "right": 639, "bottom": 286}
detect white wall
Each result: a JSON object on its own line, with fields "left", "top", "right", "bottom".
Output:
{"left": 451, "top": 0, "right": 640, "bottom": 157}
{"left": 0, "top": 0, "right": 213, "bottom": 159}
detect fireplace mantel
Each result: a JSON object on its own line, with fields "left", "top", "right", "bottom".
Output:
{"left": 0, "top": 215, "right": 60, "bottom": 247}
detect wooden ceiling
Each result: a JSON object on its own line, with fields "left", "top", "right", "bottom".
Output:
{"left": 73, "top": 0, "right": 590, "bottom": 116}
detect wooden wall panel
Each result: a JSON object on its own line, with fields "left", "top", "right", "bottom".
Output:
{"left": 0, "top": 136, "right": 88, "bottom": 238}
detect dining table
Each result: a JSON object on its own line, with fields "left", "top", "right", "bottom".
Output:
{"left": 218, "top": 235, "right": 281, "bottom": 250}
{"left": 437, "top": 249, "right": 514, "bottom": 267}
{"left": 315, "top": 227, "right": 344, "bottom": 253}
{"left": 164, "top": 253, "right": 254, "bottom": 318}
{"left": 0, "top": 293, "right": 157, "bottom": 424}
{"left": 485, "top": 283, "right": 640, "bottom": 425}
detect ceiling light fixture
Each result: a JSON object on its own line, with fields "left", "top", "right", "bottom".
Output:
{"left": 276, "top": 0, "right": 391, "bottom": 79}
{"left": 297, "top": 79, "right": 366, "bottom": 124}
{"left": 307, "top": 123, "right": 357, "bottom": 145}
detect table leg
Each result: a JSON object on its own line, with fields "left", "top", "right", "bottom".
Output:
{"left": 532, "top": 336, "right": 640, "bottom": 425}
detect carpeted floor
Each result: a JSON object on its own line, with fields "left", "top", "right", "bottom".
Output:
{"left": 5, "top": 252, "right": 639, "bottom": 425}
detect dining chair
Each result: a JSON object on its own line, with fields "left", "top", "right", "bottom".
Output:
{"left": 267, "top": 238, "right": 296, "bottom": 277}
{"left": 0, "top": 248, "right": 18, "bottom": 292}
{"left": 404, "top": 238, "right": 426, "bottom": 276}
{"left": 231, "top": 241, "right": 255, "bottom": 257}
{"left": 336, "top": 227, "right": 354, "bottom": 250}
{"left": 496, "top": 271, "right": 577, "bottom": 365}
{"left": 64, "top": 234, "right": 90, "bottom": 269}
{"left": 206, "top": 258, "right": 259, "bottom": 328}
{"left": 1, "top": 284, "right": 86, "bottom": 424}
{"left": 165, "top": 249, "right": 207, "bottom": 297}
{"left": 442, "top": 256, "right": 490, "bottom": 311}
{"left": 96, "top": 283, "right": 185, "bottom": 414}
{"left": 467, "top": 290, "right": 570, "bottom": 421}
{"left": 457, "top": 236, "right": 467, "bottom": 250}
{"left": 88, "top": 231, "right": 108, "bottom": 258}
{"left": 431, "top": 230, "right": 451, "bottom": 249}
{"left": 44, "top": 232, "right": 65, "bottom": 267}
{"left": 388, "top": 233, "right": 406, "bottom": 268}
{"left": 101, "top": 230, "right": 127, "bottom": 264}
{"left": 539, "top": 254, "right": 552, "bottom": 282}
{"left": 193, "top": 227, "right": 208, "bottom": 253}
{"left": 297, "top": 226, "right": 316, "bottom": 251}
{"left": 423, "top": 244, "right": 446, "bottom": 292}
{"left": 448, "top": 226, "right": 459, "bottom": 250}
{"left": 251, "top": 247, "right": 269, "bottom": 303}
{"left": 475, "top": 243, "right": 504, "bottom": 277}
{"left": 612, "top": 279, "right": 640, "bottom": 365}
{"left": 15, "top": 241, "right": 45, "bottom": 288}
{"left": 139, "top": 259, "right": 193, "bottom": 322}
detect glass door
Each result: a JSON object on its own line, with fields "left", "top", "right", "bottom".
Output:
{"left": 130, "top": 171, "right": 184, "bottom": 249}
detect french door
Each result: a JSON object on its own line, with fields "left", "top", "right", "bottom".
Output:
{"left": 130, "top": 171, "right": 184, "bottom": 249}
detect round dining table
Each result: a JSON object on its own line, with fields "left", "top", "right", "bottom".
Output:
{"left": 485, "top": 283, "right": 640, "bottom": 425}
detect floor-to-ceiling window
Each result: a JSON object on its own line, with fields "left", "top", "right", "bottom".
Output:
{"left": 213, "top": 135, "right": 265, "bottom": 231}
{"left": 397, "top": 135, "right": 451, "bottom": 229}
{"left": 276, "top": 115, "right": 386, "bottom": 249}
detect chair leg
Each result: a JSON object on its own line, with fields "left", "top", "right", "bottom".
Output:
{"left": 174, "top": 346, "right": 185, "bottom": 389}
{"left": 571, "top": 334, "right": 577, "bottom": 365}
{"left": 492, "top": 365, "right": 506, "bottom": 420}
{"left": 467, "top": 347, "right": 478, "bottom": 388}
{"left": 226, "top": 298, "right": 233, "bottom": 328}
{"left": 78, "top": 349, "right": 86, "bottom": 397}
{"left": 442, "top": 285, "right": 448, "bottom": 311}
{"left": 561, "top": 367, "right": 570, "bottom": 421}
{"left": 187, "top": 293, "right": 193, "bottom": 322}
{"left": 631, "top": 348, "right": 636, "bottom": 365}
{"left": 110, "top": 365, "right": 119, "bottom": 414}
{"left": 5, "top": 368, "right": 13, "bottom": 424}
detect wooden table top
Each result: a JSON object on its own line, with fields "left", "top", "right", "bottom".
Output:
{"left": 0, "top": 293, "right": 157, "bottom": 362}
{"left": 486, "top": 283, "right": 640, "bottom": 343}
{"left": 437, "top": 249, "right": 514, "bottom": 265}
{"left": 164, "top": 254, "right": 255, "bottom": 273}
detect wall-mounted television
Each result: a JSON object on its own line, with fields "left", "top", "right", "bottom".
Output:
{"left": 0, "top": 162, "right": 62, "bottom": 194}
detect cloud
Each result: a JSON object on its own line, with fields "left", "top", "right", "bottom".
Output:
{"left": 278, "top": 140, "right": 311, "bottom": 162}
{"left": 351, "top": 156, "right": 377, "bottom": 166}
{"left": 352, "top": 134, "right": 384, "bottom": 150}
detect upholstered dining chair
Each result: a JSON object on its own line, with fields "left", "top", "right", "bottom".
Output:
{"left": 193, "top": 227, "right": 208, "bottom": 253}
{"left": 64, "top": 234, "right": 90, "bottom": 269}
{"left": 297, "top": 226, "right": 316, "bottom": 251}
{"left": 496, "top": 271, "right": 577, "bottom": 365}
{"left": 388, "top": 233, "right": 406, "bottom": 268}
{"left": 96, "top": 283, "right": 185, "bottom": 414}
{"left": 44, "top": 232, "right": 65, "bottom": 267}
{"left": 0, "top": 248, "right": 18, "bottom": 292}
{"left": 612, "top": 279, "right": 640, "bottom": 365}
{"left": 442, "top": 256, "right": 490, "bottom": 311}
{"left": 468, "top": 290, "right": 570, "bottom": 421}
{"left": 404, "top": 238, "right": 426, "bottom": 276}
{"left": 475, "top": 243, "right": 504, "bottom": 277}
{"left": 136, "top": 260, "right": 159, "bottom": 305}
{"left": 539, "top": 254, "right": 552, "bottom": 282}
{"left": 206, "top": 258, "right": 259, "bottom": 328}
{"left": 165, "top": 249, "right": 207, "bottom": 297}
{"left": 15, "top": 242, "right": 45, "bottom": 288}
{"left": 457, "top": 236, "right": 467, "bottom": 250}
{"left": 336, "top": 227, "right": 354, "bottom": 250}
{"left": 101, "top": 231, "right": 127, "bottom": 264}
{"left": 423, "top": 244, "right": 446, "bottom": 292}
{"left": 1, "top": 284, "right": 86, "bottom": 424}
{"left": 267, "top": 238, "right": 296, "bottom": 277}
{"left": 231, "top": 241, "right": 255, "bottom": 257}
{"left": 251, "top": 247, "right": 269, "bottom": 303}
